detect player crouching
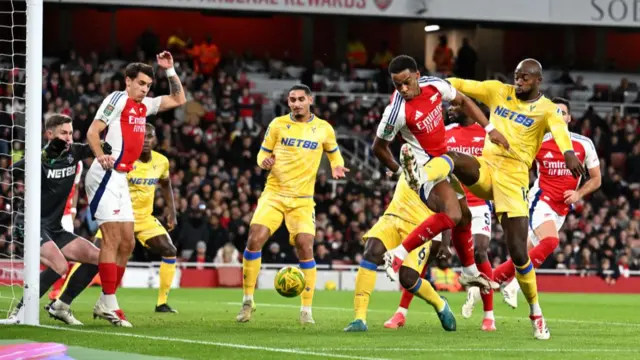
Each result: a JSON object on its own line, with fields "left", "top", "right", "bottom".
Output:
{"left": 9, "top": 115, "right": 105, "bottom": 326}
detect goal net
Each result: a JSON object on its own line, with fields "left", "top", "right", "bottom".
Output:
{"left": 0, "top": 0, "right": 42, "bottom": 326}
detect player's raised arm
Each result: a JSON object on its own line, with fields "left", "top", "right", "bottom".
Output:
{"left": 373, "top": 93, "right": 405, "bottom": 175}
{"left": 257, "top": 121, "right": 278, "bottom": 170}
{"left": 430, "top": 78, "right": 509, "bottom": 150}
{"left": 323, "top": 125, "right": 349, "bottom": 179}
{"left": 159, "top": 159, "right": 177, "bottom": 230}
{"left": 447, "top": 78, "right": 502, "bottom": 106}
{"left": 153, "top": 51, "right": 187, "bottom": 114}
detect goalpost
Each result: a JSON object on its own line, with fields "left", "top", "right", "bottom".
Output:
{"left": 0, "top": 0, "right": 42, "bottom": 326}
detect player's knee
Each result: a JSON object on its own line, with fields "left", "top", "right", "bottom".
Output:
{"left": 445, "top": 204, "right": 462, "bottom": 225}
{"left": 246, "top": 226, "right": 269, "bottom": 251}
{"left": 160, "top": 243, "right": 177, "bottom": 258}
{"left": 294, "top": 235, "right": 314, "bottom": 259}
{"left": 362, "top": 239, "right": 385, "bottom": 265}
{"left": 50, "top": 259, "right": 68, "bottom": 276}
{"left": 399, "top": 267, "right": 419, "bottom": 290}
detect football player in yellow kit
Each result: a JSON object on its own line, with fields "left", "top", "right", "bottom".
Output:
{"left": 401, "top": 59, "right": 585, "bottom": 340}
{"left": 236, "top": 84, "right": 349, "bottom": 325}
{"left": 56, "top": 123, "right": 179, "bottom": 314}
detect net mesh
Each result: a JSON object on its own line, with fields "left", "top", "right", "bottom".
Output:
{"left": 0, "top": 0, "right": 27, "bottom": 319}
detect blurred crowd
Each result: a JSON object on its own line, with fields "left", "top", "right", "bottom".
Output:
{"left": 0, "top": 39, "right": 638, "bottom": 283}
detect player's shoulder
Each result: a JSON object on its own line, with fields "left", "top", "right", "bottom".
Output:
{"left": 418, "top": 76, "right": 450, "bottom": 87}
{"left": 542, "top": 132, "right": 554, "bottom": 142}
{"left": 151, "top": 150, "right": 169, "bottom": 164}
{"left": 104, "top": 91, "right": 128, "bottom": 107}
{"left": 539, "top": 96, "right": 563, "bottom": 113}
{"left": 270, "top": 114, "right": 291, "bottom": 126}
{"left": 312, "top": 116, "right": 333, "bottom": 128}
{"left": 570, "top": 132, "right": 596, "bottom": 148}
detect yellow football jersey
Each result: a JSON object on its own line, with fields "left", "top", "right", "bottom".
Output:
{"left": 447, "top": 79, "right": 573, "bottom": 168}
{"left": 258, "top": 114, "right": 344, "bottom": 197}
{"left": 385, "top": 174, "right": 432, "bottom": 226}
{"left": 128, "top": 151, "right": 169, "bottom": 221}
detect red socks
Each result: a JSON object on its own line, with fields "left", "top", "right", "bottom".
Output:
{"left": 398, "top": 263, "right": 429, "bottom": 310}
{"left": 493, "top": 237, "right": 559, "bottom": 284}
{"left": 477, "top": 261, "right": 494, "bottom": 311}
{"left": 401, "top": 213, "right": 455, "bottom": 253}
{"left": 116, "top": 265, "right": 126, "bottom": 288}
{"left": 452, "top": 222, "right": 475, "bottom": 267}
{"left": 99, "top": 263, "right": 117, "bottom": 295}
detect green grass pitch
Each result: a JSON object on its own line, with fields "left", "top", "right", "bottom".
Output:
{"left": 2, "top": 287, "right": 640, "bottom": 360}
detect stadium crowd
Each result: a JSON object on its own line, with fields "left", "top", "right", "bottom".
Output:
{"left": 1, "top": 44, "right": 639, "bottom": 283}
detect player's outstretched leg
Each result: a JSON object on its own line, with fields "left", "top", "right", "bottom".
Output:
{"left": 237, "top": 225, "right": 270, "bottom": 323}
{"left": 385, "top": 240, "right": 440, "bottom": 329}
{"left": 398, "top": 261, "right": 456, "bottom": 332}
{"left": 295, "top": 233, "right": 317, "bottom": 326}
{"left": 344, "top": 238, "right": 386, "bottom": 332}
{"left": 146, "top": 235, "right": 179, "bottom": 313}
{"left": 501, "top": 217, "right": 550, "bottom": 340}
{"left": 494, "top": 236, "right": 559, "bottom": 309}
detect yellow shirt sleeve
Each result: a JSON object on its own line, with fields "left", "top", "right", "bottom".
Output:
{"left": 257, "top": 121, "right": 278, "bottom": 168}
{"left": 546, "top": 106, "right": 574, "bottom": 154}
{"left": 447, "top": 78, "right": 504, "bottom": 106}
{"left": 160, "top": 156, "right": 170, "bottom": 180}
{"left": 323, "top": 124, "right": 344, "bottom": 168}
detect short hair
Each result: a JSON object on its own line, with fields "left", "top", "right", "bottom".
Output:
{"left": 389, "top": 55, "right": 418, "bottom": 75}
{"left": 288, "top": 84, "right": 312, "bottom": 96}
{"left": 44, "top": 114, "right": 72, "bottom": 131}
{"left": 145, "top": 123, "right": 155, "bottom": 133}
{"left": 551, "top": 97, "right": 571, "bottom": 113}
{"left": 125, "top": 62, "right": 154, "bottom": 80}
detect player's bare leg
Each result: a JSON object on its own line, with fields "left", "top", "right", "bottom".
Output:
{"left": 345, "top": 238, "right": 386, "bottom": 332}
{"left": 384, "top": 241, "right": 441, "bottom": 329}
{"left": 94, "top": 222, "right": 132, "bottom": 327}
{"left": 501, "top": 217, "right": 550, "bottom": 340}
{"left": 145, "top": 235, "right": 179, "bottom": 313}
{"left": 398, "top": 263, "right": 456, "bottom": 332}
{"left": 295, "top": 233, "right": 316, "bottom": 326}
{"left": 461, "top": 233, "right": 496, "bottom": 331}
{"left": 501, "top": 222, "right": 556, "bottom": 309}
{"left": 236, "top": 224, "right": 270, "bottom": 322}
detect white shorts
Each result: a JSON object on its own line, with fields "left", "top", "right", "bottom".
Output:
{"left": 528, "top": 197, "right": 565, "bottom": 246}
{"left": 469, "top": 204, "right": 491, "bottom": 238}
{"left": 85, "top": 160, "right": 133, "bottom": 226}
{"left": 420, "top": 176, "right": 465, "bottom": 203}
{"left": 61, "top": 214, "right": 74, "bottom": 233}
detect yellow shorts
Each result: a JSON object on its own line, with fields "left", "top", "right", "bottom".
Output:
{"left": 467, "top": 156, "right": 529, "bottom": 218}
{"left": 95, "top": 216, "right": 169, "bottom": 248}
{"left": 250, "top": 192, "right": 315, "bottom": 245}
{"left": 363, "top": 214, "right": 431, "bottom": 274}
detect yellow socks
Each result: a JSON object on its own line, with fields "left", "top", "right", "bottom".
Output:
{"left": 57, "top": 262, "right": 81, "bottom": 298}
{"left": 515, "top": 259, "right": 539, "bottom": 306}
{"left": 299, "top": 259, "right": 316, "bottom": 309}
{"left": 242, "top": 249, "right": 262, "bottom": 301}
{"left": 407, "top": 278, "right": 445, "bottom": 312}
{"left": 424, "top": 155, "right": 454, "bottom": 183}
{"left": 354, "top": 260, "right": 378, "bottom": 322}
{"left": 157, "top": 257, "right": 177, "bottom": 306}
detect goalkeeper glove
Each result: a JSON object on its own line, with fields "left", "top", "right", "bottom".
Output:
{"left": 101, "top": 141, "right": 113, "bottom": 155}
{"left": 42, "top": 137, "right": 69, "bottom": 161}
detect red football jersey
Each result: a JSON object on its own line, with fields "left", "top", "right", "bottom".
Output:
{"left": 63, "top": 161, "right": 83, "bottom": 215}
{"left": 95, "top": 91, "right": 161, "bottom": 172}
{"left": 445, "top": 123, "right": 487, "bottom": 207}
{"left": 530, "top": 132, "right": 599, "bottom": 216}
{"left": 376, "top": 76, "right": 457, "bottom": 165}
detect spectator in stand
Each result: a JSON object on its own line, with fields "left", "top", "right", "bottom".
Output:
{"left": 371, "top": 41, "right": 393, "bottom": 70}
{"left": 214, "top": 242, "right": 240, "bottom": 265}
{"left": 346, "top": 37, "right": 367, "bottom": 67}
{"left": 189, "top": 35, "right": 221, "bottom": 77}
{"left": 189, "top": 241, "right": 211, "bottom": 268}
{"left": 432, "top": 35, "right": 454, "bottom": 77}
{"left": 455, "top": 38, "right": 477, "bottom": 80}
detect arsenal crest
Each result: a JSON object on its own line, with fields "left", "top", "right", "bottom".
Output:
{"left": 374, "top": 0, "right": 392, "bottom": 11}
